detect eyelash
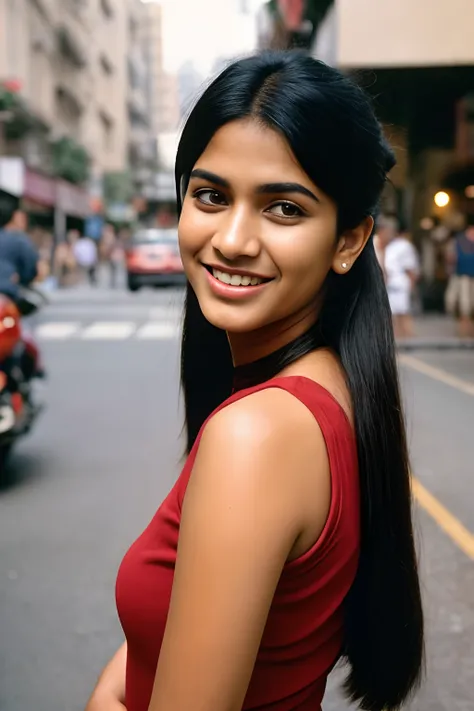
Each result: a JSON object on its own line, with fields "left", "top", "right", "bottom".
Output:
{"left": 191, "top": 188, "right": 306, "bottom": 219}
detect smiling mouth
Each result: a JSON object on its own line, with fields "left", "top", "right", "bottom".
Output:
{"left": 204, "top": 265, "right": 273, "bottom": 287}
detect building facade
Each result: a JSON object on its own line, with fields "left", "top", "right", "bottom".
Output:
{"left": 0, "top": 0, "right": 162, "bottom": 229}
{"left": 0, "top": 0, "right": 131, "bottom": 177}
{"left": 139, "top": 0, "right": 163, "bottom": 136}
{"left": 126, "top": 0, "right": 158, "bottom": 202}
{"left": 258, "top": 0, "right": 474, "bottom": 302}
{"left": 139, "top": 0, "right": 180, "bottom": 136}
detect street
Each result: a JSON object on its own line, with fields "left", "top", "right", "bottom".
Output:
{"left": 0, "top": 284, "right": 473, "bottom": 711}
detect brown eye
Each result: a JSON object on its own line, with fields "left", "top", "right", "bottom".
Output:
{"left": 268, "top": 202, "right": 304, "bottom": 219}
{"left": 194, "top": 189, "right": 227, "bottom": 206}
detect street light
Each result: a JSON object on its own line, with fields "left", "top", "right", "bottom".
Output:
{"left": 434, "top": 191, "right": 450, "bottom": 208}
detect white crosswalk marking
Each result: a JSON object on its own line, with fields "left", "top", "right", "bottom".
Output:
{"left": 136, "top": 322, "right": 179, "bottom": 339}
{"left": 34, "top": 320, "right": 180, "bottom": 341}
{"left": 35, "top": 322, "right": 80, "bottom": 339}
{"left": 82, "top": 322, "right": 137, "bottom": 340}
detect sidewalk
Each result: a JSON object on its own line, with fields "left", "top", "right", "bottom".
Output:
{"left": 397, "top": 315, "right": 474, "bottom": 350}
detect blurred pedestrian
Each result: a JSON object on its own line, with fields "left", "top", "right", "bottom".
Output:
{"left": 54, "top": 230, "right": 78, "bottom": 287}
{"left": 378, "top": 215, "right": 420, "bottom": 338}
{"left": 86, "top": 51, "right": 424, "bottom": 711}
{"left": 372, "top": 230, "right": 386, "bottom": 275}
{"left": 445, "top": 215, "right": 474, "bottom": 337}
{"left": 100, "top": 224, "right": 122, "bottom": 288}
{"left": 73, "top": 233, "right": 98, "bottom": 286}
{"left": 0, "top": 203, "right": 39, "bottom": 301}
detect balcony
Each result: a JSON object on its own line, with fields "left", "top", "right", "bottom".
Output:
{"left": 128, "top": 86, "right": 148, "bottom": 122}
{"left": 128, "top": 50, "right": 147, "bottom": 85}
{"left": 56, "top": 2, "right": 89, "bottom": 68}
{"left": 30, "top": 0, "right": 56, "bottom": 25}
{"left": 96, "top": 74, "right": 116, "bottom": 120}
{"left": 55, "top": 60, "right": 89, "bottom": 110}
{"left": 100, "top": 0, "right": 114, "bottom": 19}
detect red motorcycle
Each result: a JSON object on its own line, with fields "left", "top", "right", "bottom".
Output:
{"left": 0, "top": 288, "right": 46, "bottom": 480}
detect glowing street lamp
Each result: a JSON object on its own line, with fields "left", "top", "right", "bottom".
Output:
{"left": 434, "top": 191, "right": 450, "bottom": 208}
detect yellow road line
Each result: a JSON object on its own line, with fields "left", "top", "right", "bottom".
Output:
{"left": 398, "top": 355, "right": 474, "bottom": 558}
{"left": 411, "top": 477, "right": 474, "bottom": 560}
{"left": 399, "top": 354, "right": 474, "bottom": 397}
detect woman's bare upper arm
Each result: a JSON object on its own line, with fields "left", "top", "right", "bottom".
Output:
{"left": 147, "top": 387, "right": 329, "bottom": 711}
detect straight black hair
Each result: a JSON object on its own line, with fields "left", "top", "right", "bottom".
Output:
{"left": 175, "top": 50, "right": 424, "bottom": 711}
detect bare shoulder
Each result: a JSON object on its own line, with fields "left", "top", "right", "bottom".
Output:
{"left": 200, "top": 385, "right": 326, "bottom": 469}
{"left": 187, "top": 387, "right": 330, "bottom": 550}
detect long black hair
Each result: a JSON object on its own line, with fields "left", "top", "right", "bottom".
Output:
{"left": 175, "top": 50, "right": 424, "bottom": 711}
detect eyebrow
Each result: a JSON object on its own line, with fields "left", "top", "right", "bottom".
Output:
{"left": 256, "top": 182, "right": 320, "bottom": 203}
{"left": 189, "top": 170, "right": 320, "bottom": 203}
{"left": 190, "top": 169, "right": 229, "bottom": 188}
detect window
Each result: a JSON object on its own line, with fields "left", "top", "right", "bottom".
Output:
{"left": 99, "top": 111, "right": 113, "bottom": 155}
{"left": 100, "top": 0, "right": 113, "bottom": 19}
{"left": 100, "top": 54, "right": 113, "bottom": 75}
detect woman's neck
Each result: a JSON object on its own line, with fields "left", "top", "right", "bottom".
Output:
{"left": 228, "top": 304, "right": 319, "bottom": 367}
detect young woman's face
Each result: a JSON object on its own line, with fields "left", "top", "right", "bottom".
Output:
{"left": 178, "top": 119, "right": 341, "bottom": 334}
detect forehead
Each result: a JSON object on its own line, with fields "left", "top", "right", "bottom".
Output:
{"left": 194, "top": 119, "right": 309, "bottom": 184}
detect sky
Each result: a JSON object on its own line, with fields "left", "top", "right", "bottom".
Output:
{"left": 147, "top": 0, "right": 266, "bottom": 75}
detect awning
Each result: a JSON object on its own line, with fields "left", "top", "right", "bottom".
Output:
{"left": 24, "top": 169, "right": 56, "bottom": 207}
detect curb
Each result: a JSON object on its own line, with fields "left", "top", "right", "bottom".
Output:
{"left": 397, "top": 338, "right": 474, "bottom": 351}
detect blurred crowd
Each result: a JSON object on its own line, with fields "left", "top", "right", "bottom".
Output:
{"left": 1, "top": 205, "right": 474, "bottom": 340}
{"left": 374, "top": 213, "right": 474, "bottom": 339}
{"left": 29, "top": 223, "right": 129, "bottom": 290}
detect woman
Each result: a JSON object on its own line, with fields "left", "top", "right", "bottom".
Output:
{"left": 86, "top": 51, "right": 424, "bottom": 711}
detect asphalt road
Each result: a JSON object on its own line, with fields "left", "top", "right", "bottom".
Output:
{"left": 0, "top": 283, "right": 472, "bottom": 711}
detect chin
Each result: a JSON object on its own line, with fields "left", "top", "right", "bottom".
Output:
{"left": 198, "top": 300, "right": 268, "bottom": 334}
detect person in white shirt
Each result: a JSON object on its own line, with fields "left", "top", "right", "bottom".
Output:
{"left": 73, "top": 235, "right": 98, "bottom": 286}
{"left": 377, "top": 216, "right": 420, "bottom": 338}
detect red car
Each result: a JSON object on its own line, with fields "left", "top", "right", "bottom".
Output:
{"left": 125, "top": 228, "right": 185, "bottom": 291}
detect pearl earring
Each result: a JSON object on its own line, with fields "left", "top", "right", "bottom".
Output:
{"left": 342, "top": 262, "right": 348, "bottom": 269}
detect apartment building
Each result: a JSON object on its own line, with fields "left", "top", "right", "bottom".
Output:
{"left": 140, "top": 0, "right": 181, "bottom": 135}
{"left": 314, "top": 1, "right": 474, "bottom": 229}
{"left": 126, "top": 0, "right": 158, "bottom": 201}
{"left": 139, "top": 0, "right": 163, "bottom": 136}
{"left": 259, "top": 1, "right": 474, "bottom": 227}
{"left": 0, "top": 0, "right": 132, "bottom": 175}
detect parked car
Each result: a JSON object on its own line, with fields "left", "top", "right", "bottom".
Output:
{"left": 125, "top": 228, "right": 185, "bottom": 291}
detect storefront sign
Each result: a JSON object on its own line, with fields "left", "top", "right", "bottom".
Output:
{"left": 24, "top": 169, "right": 55, "bottom": 206}
{"left": 0, "top": 158, "right": 24, "bottom": 197}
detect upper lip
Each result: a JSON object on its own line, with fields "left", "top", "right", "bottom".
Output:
{"left": 204, "top": 263, "right": 274, "bottom": 280}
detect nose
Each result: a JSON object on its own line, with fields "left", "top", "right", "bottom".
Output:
{"left": 210, "top": 206, "right": 261, "bottom": 262}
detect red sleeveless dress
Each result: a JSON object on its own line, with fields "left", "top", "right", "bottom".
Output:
{"left": 115, "top": 376, "right": 360, "bottom": 711}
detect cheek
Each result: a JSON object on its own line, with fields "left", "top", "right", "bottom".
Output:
{"left": 178, "top": 201, "right": 212, "bottom": 259}
{"left": 269, "top": 224, "right": 336, "bottom": 283}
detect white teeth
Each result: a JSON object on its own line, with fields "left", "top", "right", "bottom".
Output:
{"left": 212, "top": 269, "right": 264, "bottom": 287}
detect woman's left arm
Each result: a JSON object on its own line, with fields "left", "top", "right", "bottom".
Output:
{"left": 148, "top": 388, "right": 329, "bottom": 711}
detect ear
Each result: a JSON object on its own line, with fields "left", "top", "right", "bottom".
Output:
{"left": 332, "top": 216, "right": 374, "bottom": 275}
